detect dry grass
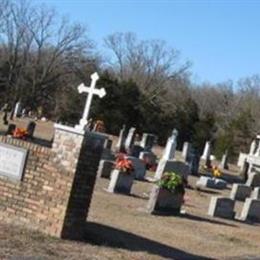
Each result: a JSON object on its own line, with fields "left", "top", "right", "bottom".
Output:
{"left": 0, "top": 117, "right": 260, "bottom": 259}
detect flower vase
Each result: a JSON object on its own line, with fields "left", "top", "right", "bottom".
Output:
{"left": 155, "top": 187, "right": 184, "bottom": 213}
{"left": 147, "top": 185, "right": 184, "bottom": 214}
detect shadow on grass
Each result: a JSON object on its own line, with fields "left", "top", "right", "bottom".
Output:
{"left": 196, "top": 189, "right": 222, "bottom": 195}
{"left": 83, "top": 221, "right": 212, "bottom": 260}
{"left": 180, "top": 213, "right": 237, "bottom": 227}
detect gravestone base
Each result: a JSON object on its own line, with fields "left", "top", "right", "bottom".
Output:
{"left": 240, "top": 198, "right": 260, "bottom": 222}
{"left": 147, "top": 185, "right": 183, "bottom": 214}
{"left": 196, "top": 176, "right": 227, "bottom": 190}
{"left": 107, "top": 169, "right": 134, "bottom": 194}
{"left": 208, "top": 197, "right": 235, "bottom": 219}
{"left": 230, "top": 183, "right": 252, "bottom": 201}
{"left": 97, "top": 160, "right": 115, "bottom": 179}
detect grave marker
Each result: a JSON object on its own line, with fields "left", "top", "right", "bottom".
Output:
{"left": 240, "top": 198, "right": 260, "bottom": 222}
{"left": 230, "top": 184, "right": 252, "bottom": 201}
{"left": 75, "top": 72, "right": 106, "bottom": 130}
{"left": 208, "top": 197, "right": 235, "bottom": 219}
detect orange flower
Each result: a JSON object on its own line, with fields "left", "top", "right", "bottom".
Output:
{"left": 115, "top": 153, "right": 134, "bottom": 174}
{"left": 12, "top": 128, "right": 28, "bottom": 139}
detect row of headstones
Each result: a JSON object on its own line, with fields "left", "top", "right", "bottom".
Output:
{"left": 208, "top": 175, "right": 260, "bottom": 222}
{"left": 98, "top": 128, "right": 190, "bottom": 214}
{"left": 98, "top": 159, "right": 184, "bottom": 214}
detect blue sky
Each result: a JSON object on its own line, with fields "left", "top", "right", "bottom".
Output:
{"left": 39, "top": 0, "right": 260, "bottom": 84}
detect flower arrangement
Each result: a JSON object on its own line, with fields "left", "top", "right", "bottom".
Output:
{"left": 115, "top": 153, "right": 134, "bottom": 174}
{"left": 157, "top": 172, "right": 185, "bottom": 194}
{"left": 212, "top": 166, "right": 222, "bottom": 178}
{"left": 12, "top": 128, "right": 28, "bottom": 139}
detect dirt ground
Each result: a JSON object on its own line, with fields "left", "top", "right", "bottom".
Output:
{"left": 0, "top": 117, "right": 260, "bottom": 259}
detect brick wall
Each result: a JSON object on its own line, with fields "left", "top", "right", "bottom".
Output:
{"left": 0, "top": 124, "right": 106, "bottom": 238}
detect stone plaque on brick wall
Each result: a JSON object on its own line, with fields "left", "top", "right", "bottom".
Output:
{"left": 0, "top": 142, "right": 27, "bottom": 181}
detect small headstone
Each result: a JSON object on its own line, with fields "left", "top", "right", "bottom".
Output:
{"left": 219, "top": 151, "right": 229, "bottom": 170}
{"left": 201, "top": 141, "right": 211, "bottom": 161}
{"left": 115, "top": 125, "right": 127, "bottom": 152}
{"left": 107, "top": 169, "right": 134, "bottom": 194}
{"left": 125, "top": 127, "right": 136, "bottom": 153}
{"left": 240, "top": 198, "right": 260, "bottom": 222}
{"left": 208, "top": 197, "right": 235, "bottom": 219}
{"left": 249, "top": 139, "right": 257, "bottom": 155}
{"left": 14, "top": 101, "right": 21, "bottom": 118}
{"left": 97, "top": 160, "right": 114, "bottom": 178}
{"left": 154, "top": 160, "right": 189, "bottom": 180}
{"left": 196, "top": 176, "right": 227, "bottom": 190}
{"left": 246, "top": 172, "right": 260, "bottom": 187}
{"left": 230, "top": 184, "right": 252, "bottom": 201}
{"left": 237, "top": 152, "right": 248, "bottom": 169}
{"left": 182, "top": 142, "right": 191, "bottom": 162}
{"left": 147, "top": 185, "right": 183, "bottom": 214}
{"left": 140, "top": 133, "right": 156, "bottom": 152}
{"left": 162, "top": 129, "right": 178, "bottom": 160}
{"left": 5, "top": 124, "right": 16, "bottom": 136}
{"left": 127, "top": 156, "right": 146, "bottom": 180}
{"left": 26, "top": 121, "right": 36, "bottom": 138}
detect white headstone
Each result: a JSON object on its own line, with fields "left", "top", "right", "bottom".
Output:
{"left": 219, "top": 151, "right": 228, "bottom": 170}
{"left": 249, "top": 140, "right": 257, "bottom": 156}
{"left": 125, "top": 127, "right": 136, "bottom": 151}
{"left": 201, "top": 141, "right": 211, "bottom": 160}
{"left": 162, "top": 129, "right": 178, "bottom": 160}
{"left": 75, "top": 72, "right": 106, "bottom": 130}
{"left": 14, "top": 101, "right": 21, "bottom": 118}
{"left": 182, "top": 142, "right": 191, "bottom": 162}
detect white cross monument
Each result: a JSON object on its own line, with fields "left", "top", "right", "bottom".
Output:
{"left": 75, "top": 72, "right": 106, "bottom": 130}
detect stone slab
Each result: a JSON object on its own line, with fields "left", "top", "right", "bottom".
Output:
{"left": 208, "top": 197, "right": 235, "bottom": 219}
{"left": 246, "top": 172, "right": 260, "bottom": 187}
{"left": 240, "top": 198, "right": 260, "bottom": 222}
{"left": 196, "top": 176, "right": 227, "bottom": 190}
{"left": 230, "top": 183, "right": 252, "bottom": 201}
{"left": 147, "top": 185, "right": 183, "bottom": 214}
{"left": 107, "top": 169, "right": 134, "bottom": 194}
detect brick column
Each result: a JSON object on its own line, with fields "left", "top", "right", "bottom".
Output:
{"left": 52, "top": 124, "right": 106, "bottom": 239}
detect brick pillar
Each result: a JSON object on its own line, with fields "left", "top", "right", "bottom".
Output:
{"left": 52, "top": 124, "right": 106, "bottom": 239}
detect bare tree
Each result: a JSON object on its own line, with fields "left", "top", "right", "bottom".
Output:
{"left": 104, "top": 32, "right": 190, "bottom": 102}
{"left": 0, "top": 0, "right": 95, "bottom": 114}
